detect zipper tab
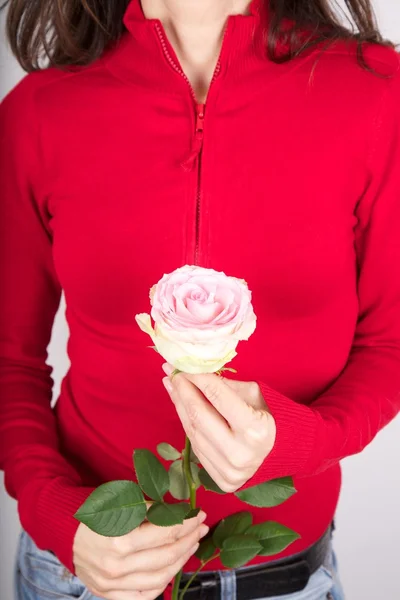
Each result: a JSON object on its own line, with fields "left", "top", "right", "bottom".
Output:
{"left": 181, "top": 103, "right": 206, "bottom": 172}
{"left": 195, "top": 103, "right": 205, "bottom": 135}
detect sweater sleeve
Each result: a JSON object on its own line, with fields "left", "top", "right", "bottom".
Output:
{"left": 0, "top": 77, "right": 94, "bottom": 574}
{"left": 246, "top": 70, "right": 400, "bottom": 487}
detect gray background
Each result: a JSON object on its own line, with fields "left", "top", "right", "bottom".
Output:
{"left": 1, "top": 2, "right": 400, "bottom": 599}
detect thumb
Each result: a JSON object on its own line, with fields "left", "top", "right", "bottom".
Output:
{"left": 222, "top": 377, "right": 250, "bottom": 393}
{"left": 223, "top": 377, "right": 267, "bottom": 411}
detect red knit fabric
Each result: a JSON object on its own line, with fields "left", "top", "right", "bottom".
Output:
{"left": 1, "top": 0, "right": 400, "bottom": 576}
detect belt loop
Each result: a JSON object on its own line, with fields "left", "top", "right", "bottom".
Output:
{"left": 219, "top": 570, "right": 237, "bottom": 600}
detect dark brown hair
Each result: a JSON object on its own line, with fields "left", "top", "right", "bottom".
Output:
{"left": 1, "top": 0, "right": 397, "bottom": 73}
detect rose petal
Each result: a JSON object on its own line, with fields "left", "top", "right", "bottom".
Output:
{"left": 143, "top": 266, "right": 257, "bottom": 367}
{"left": 135, "top": 313, "right": 154, "bottom": 338}
{"left": 186, "top": 299, "right": 223, "bottom": 323}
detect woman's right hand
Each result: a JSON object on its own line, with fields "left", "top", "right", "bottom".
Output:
{"left": 73, "top": 511, "right": 209, "bottom": 600}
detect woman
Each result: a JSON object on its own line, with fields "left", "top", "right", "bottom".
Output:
{"left": 1, "top": 0, "right": 400, "bottom": 598}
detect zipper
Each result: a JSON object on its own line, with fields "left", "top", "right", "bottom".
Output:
{"left": 181, "top": 103, "right": 205, "bottom": 170}
{"left": 154, "top": 22, "right": 197, "bottom": 102}
{"left": 194, "top": 103, "right": 205, "bottom": 265}
{"left": 154, "top": 22, "right": 225, "bottom": 266}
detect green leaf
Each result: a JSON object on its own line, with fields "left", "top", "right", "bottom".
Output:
{"left": 74, "top": 481, "right": 147, "bottom": 536}
{"left": 169, "top": 460, "right": 189, "bottom": 500}
{"left": 220, "top": 535, "right": 262, "bottom": 568}
{"left": 189, "top": 447, "right": 200, "bottom": 464}
{"left": 213, "top": 511, "right": 253, "bottom": 548}
{"left": 235, "top": 477, "right": 296, "bottom": 508}
{"left": 133, "top": 449, "right": 170, "bottom": 502}
{"left": 147, "top": 502, "right": 190, "bottom": 527}
{"left": 198, "top": 469, "right": 226, "bottom": 495}
{"left": 196, "top": 537, "right": 217, "bottom": 561}
{"left": 169, "top": 460, "right": 201, "bottom": 500}
{"left": 191, "top": 463, "right": 201, "bottom": 488}
{"left": 185, "top": 508, "right": 201, "bottom": 520}
{"left": 247, "top": 522, "right": 300, "bottom": 556}
{"left": 157, "top": 443, "right": 182, "bottom": 461}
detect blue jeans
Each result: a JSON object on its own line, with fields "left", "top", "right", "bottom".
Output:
{"left": 15, "top": 529, "right": 345, "bottom": 600}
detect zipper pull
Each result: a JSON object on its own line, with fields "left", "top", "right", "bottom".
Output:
{"left": 195, "top": 103, "right": 205, "bottom": 136}
{"left": 181, "top": 103, "right": 205, "bottom": 172}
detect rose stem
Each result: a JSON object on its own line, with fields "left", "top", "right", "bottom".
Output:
{"left": 184, "top": 436, "right": 197, "bottom": 510}
{"left": 178, "top": 553, "right": 221, "bottom": 600}
{"left": 171, "top": 570, "right": 183, "bottom": 600}
{"left": 172, "top": 436, "right": 197, "bottom": 600}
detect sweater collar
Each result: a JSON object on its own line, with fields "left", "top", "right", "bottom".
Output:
{"left": 122, "top": 0, "right": 268, "bottom": 66}
{"left": 105, "top": 1, "right": 272, "bottom": 90}
{"left": 123, "top": 0, "right": 265, "bottom": 25}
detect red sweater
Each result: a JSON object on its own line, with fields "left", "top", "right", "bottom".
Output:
{"left": 1, "top": 0, "right": 400, "bottom": 576}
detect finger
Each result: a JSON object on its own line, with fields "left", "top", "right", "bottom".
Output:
{"left": 165, "top": 362, "right": 265, "bottom": 413}
{"left": 182, "top": 372, "right": 253, "bottom": 431}
{"left": 167, "top": 374, "right": 232, "bottom": 444}
{"left": 172, "top": 388, "right": 236, "bottom": 466}
{"left": 170, "top": 388, "right": 245, "bottom": 483}
{"left": 124, "top": 511, "right": 206, "bottom": 554}
{"left": 101, "top": 591, "right": 162, "bottom": 600}
{"left": 197, "top": 423, "right": 244, "bottom": 462}
{"left": 195, "top": 442, "right": 248, "bottom": 493}
{"left": 192, "top": 444, "right": 228, "bottom": 487}
{"left": 141, "top": 589, "right": 167, "bottom": 600}
{"left": 101, "top": 592, "right": 150, "bottom": 600}
{"left": 143, "top": 589, "right": 166, "bottom": 600}
{"left": 120, "top": 523, "right": 209, "bottom": 575}
{"left": 189, "top": 428, "right": 233, "bottom": 473}
{"left": 108, "top": 541, "right": 199, "bottom": 591}
{"left": 98, "top": 585, "right": 165, "bottom": 600}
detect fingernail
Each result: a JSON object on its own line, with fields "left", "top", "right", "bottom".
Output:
{"left": 199, "top": 525, "right": 210, "bottom": 538}
{"left": 162, "top": 363, "right": 175, "bottom": 376}
{"left": 197, "top": 511, "right": 207, "bottom": 524}
{"left": 162, "top": 377, "right": 173, "bottom": 393}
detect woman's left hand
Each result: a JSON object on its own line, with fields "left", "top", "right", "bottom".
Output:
{"left": 162, "top": 364, "right": 276, "bottom": 493}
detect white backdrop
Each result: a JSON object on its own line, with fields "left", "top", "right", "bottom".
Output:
{"left": 1, "top": 2, "right": 400, "bottom": 600}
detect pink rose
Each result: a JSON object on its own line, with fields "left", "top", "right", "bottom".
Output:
{"left": 135, "top": 265, "right": 257, "bottom": 374}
